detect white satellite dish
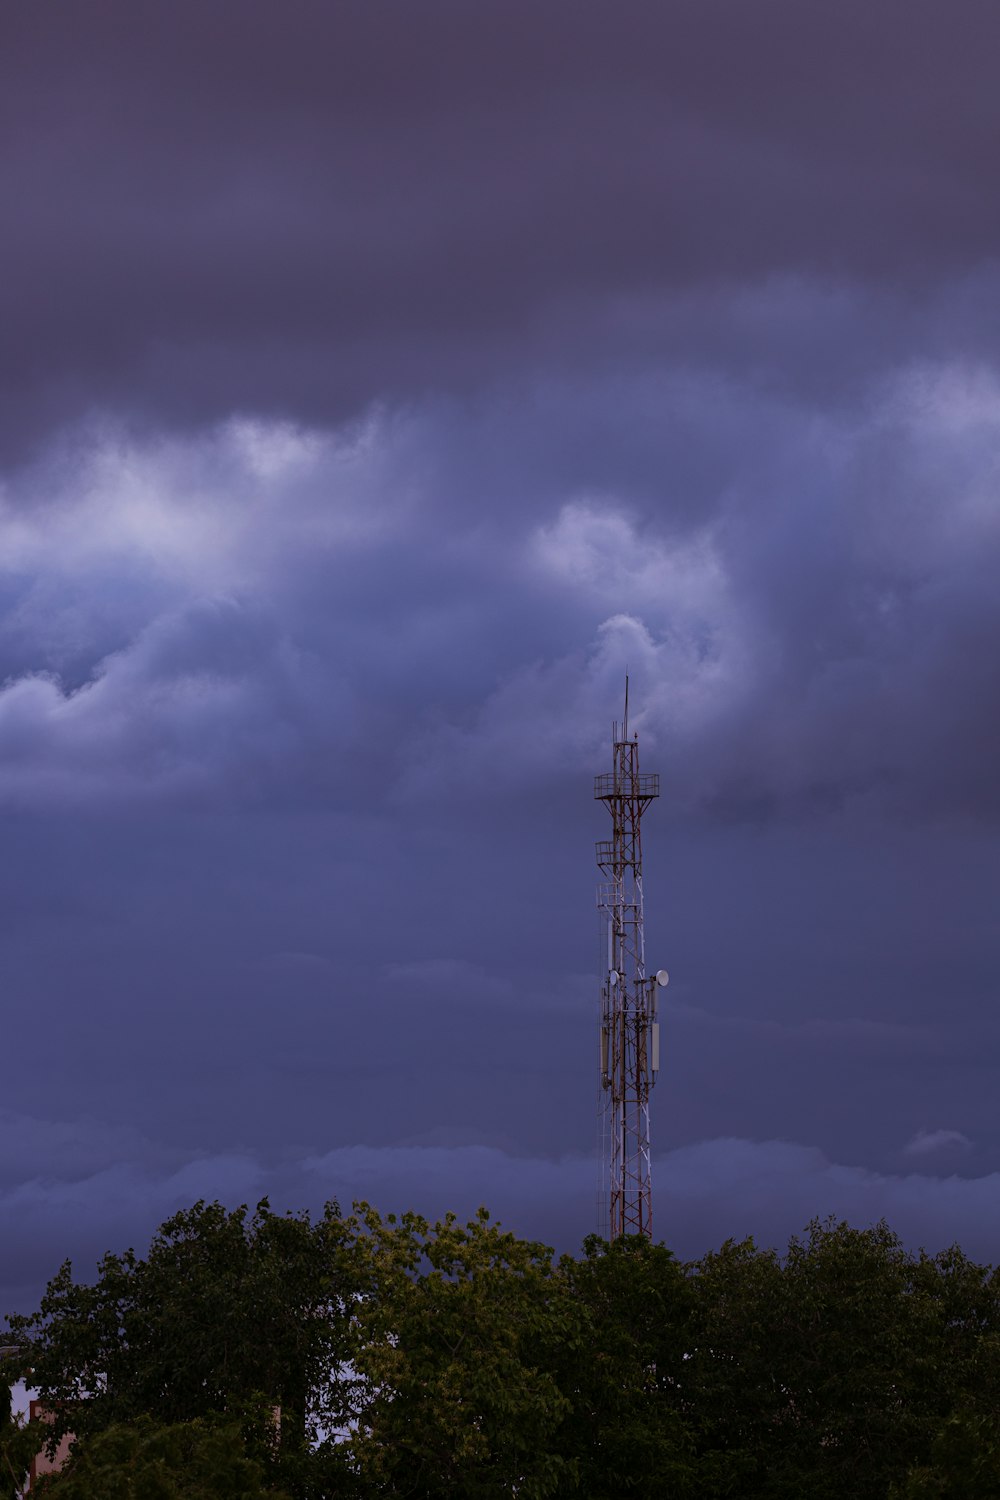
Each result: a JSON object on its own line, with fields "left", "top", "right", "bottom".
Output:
{"left": 609, "top": 970, "right": 619, "bottom": 986}
{"left": 655, "top": 969, "right": 670, "bottom": 987}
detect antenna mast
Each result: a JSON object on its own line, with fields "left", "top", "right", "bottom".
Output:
{"left": 595, "top": 678, "right": 665, "bottom": 1238}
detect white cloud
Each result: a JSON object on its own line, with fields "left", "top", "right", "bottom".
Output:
{"left": 0, "top": 599, "right": 332, "bottom": 803}
{"left": 903, "top": 1128, "right": 974, "bottom": 1157}
{"left": 531, "top": 498, "right": 727, "bottom": 617}
{"left": 0, "top": 412, "right": 399, "bottom": 592}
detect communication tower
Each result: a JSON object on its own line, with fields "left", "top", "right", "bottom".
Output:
{"left": 595, "top": 680, "right": 667, "bottom": 1239}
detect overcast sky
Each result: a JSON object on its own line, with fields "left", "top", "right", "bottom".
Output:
{"left": 4, "top": 0, "right": 1000, "bottom": 1313}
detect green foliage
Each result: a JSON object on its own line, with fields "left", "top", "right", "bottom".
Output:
{"left": 0, "top": 1378, "right": 45, "bottom": 1500}
{"left": 32, "top": 1414, "right": 290, "bottom": 1499}
{"left": 5, "top": 1198, "right": 360, "bottom": 1492}
{"left": 555, "top": 1234, "right": 698, "bottom": 1497}
{"left": 345, "top": 1204, "right": 585, "bottom": 1499}
{"left": 687, "top": 1218, "right": 1000, "bottom": 1499}
{"left": 892, "top": 1409, "right": 1000, "bottom": 1498}
{"left": 0, "top": 1380, "right": 13, "bottom": 1500}
{"left": 7, "top": 1201, "right": 1000, "bottom": 1499}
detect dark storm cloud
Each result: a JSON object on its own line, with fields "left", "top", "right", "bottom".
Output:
{"left": 5, "top": 1, "right": 1000, "bottom": 449}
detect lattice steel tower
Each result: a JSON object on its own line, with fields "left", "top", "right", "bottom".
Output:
{"left": 595, "top": 680, "right": 667, "bottom": 1239}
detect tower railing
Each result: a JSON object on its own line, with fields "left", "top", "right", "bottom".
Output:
{"left": 594, "top": 772, "right": 660, "bottom": 801}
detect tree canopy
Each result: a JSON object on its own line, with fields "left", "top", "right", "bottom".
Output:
{"left": 5, "top": 1202, "right": 1000, "bottom": 1497}
{"left": 30, "top": 1415, "right": 290, "bottom": 1500}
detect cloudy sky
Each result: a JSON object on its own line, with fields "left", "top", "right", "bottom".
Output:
{"left": 4, "top": 0, "right": 1000, "bottom": 1312}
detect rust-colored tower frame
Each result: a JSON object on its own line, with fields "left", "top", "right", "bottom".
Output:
{"left": 595, "top": 682, "right": 664, "bottom": 1239}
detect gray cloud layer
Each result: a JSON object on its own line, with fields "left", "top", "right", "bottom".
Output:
{"left": 7, "top": 1110, "right": 1000, "bottom": 1315}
